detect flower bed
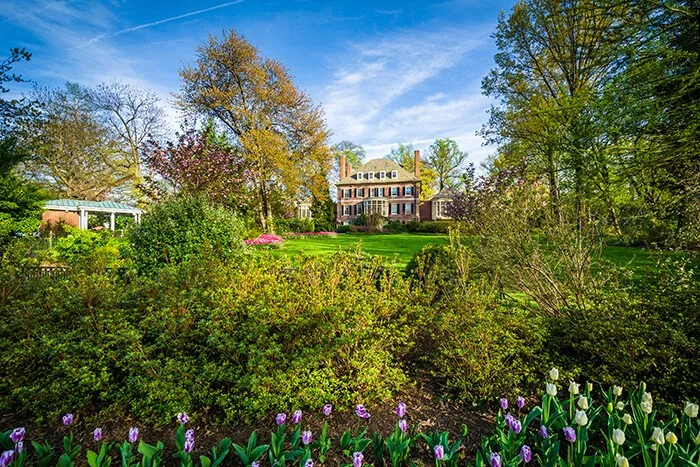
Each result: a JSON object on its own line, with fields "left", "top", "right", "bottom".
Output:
{"left": 2, "top": 370, "right": 698, "bottom": 466}
{"left": 244, "top": 234, "right": 284, "bottom": 248}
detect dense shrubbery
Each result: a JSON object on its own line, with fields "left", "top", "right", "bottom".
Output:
{"left": 405, "top": 220, "right": 455, "bottom": 234}
{"left": 50, "top": 227, "right": 127, "bottom": 267}
{"left": 275, "top": 218, "right": 315, "bottom": 234}
{"left": 127, "top": 196, "right": 246, "bottom": 273}
{"left": 0, "top": 253, "right": 418, "bottom": 425}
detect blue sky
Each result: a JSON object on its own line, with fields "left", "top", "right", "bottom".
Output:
{"left": 1, "top": 0, "right": 515, "bottom": 165}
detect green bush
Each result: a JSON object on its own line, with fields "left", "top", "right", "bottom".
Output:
{"left": 405, "top": 220, "right": 454, "bottom": 234}
{"left": 336, "top": 225, "right": 351, "bottom": 233}
{"left": 383, "top": 221, "right": 407, "bottom": 233}
{"left": 127, "top": 196, "right": 246, "bottom": 273}
{"left": 50, "top": 227, "right": 126, "bottom": 267}
{"left": 275, "top": 217, "right": 315, "bottom": 233}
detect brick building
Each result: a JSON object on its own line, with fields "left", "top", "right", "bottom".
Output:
{"left": 336, "top": 150, "right": 422, "bottom": 225}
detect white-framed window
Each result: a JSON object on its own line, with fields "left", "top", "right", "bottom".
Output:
{"left": 368, "top": 172, "right": 374, "bottom": 180}
{"left": 380, "top": 171, "right": 386, "bottom": 179}
{"left": 343, "top": 188, "right": 351, "bottom": 198}
{"left": 391, "top": 170, "right": 398, "bottom": 179}
{"left": 391, "top": 203, "right": 399, "bottom": 215}
{"left": 404, "top": 203, "right": 413, "bottom": 214}
{"left": 357, "top": 188, "right": 364, "bottom": 197}
{"left": 391, "top": 187, "right": 398, "bottom": 197}
{"left": 405, "top": 186, "right": 413, "bottom": 196}
{"left": 356, "top": 172, "right": 363, "bottom": 180}
{"left": 343, "top": 205, "right": 351, "bottom": 215}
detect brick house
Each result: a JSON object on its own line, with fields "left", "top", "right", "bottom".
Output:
{"left": 336, "top": 151, "right": 422, "bottom": 225}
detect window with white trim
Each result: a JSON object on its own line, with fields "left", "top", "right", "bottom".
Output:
{"left": 380, "top": 171, "right": 386, "bottom": 179}
{"left": 343, "top": 205, "right": 351, "bottom": 215}
{"left": 368, "top": 172, "right": 374, "bottom": 180}
{"left": 343, "top": 188, "right": 351, "bottom": 198}
{"left": 391, "top": 187, "right": 398, "bottom": 197}
{"left": 357, "top": 188, "right": 364, "bottom": 197}
{"left": 404, "top": 203, "right": 413, "bottom": 214}
{"left": 405, "top": 186, "right": 413, "bottom": 196}
{"left": 356, "top": 172, "right": 363, "bottom": 180}
{"left": 391, "top": 203, "right": 399, "bottom": 215}
{"left": 391, "top": 170, "right": 398, "bottom": 179}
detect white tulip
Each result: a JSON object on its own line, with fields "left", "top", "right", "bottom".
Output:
{"left": 642, "top": 392, "right": 653, "bottom": 404}
{"left": 622, "top": 413, "right": 633, "bottom": 425}
{"left": 684, "top": 402, "right": 699, "bottom": 418}
{"left": 665, "top": 432, "right": 677, "bottom": 445}
{"left": 587, "top": 382, "right": 593, "bottom": 392}
{"left": 546, "top": 383, "right": 557, "bottom": 396}
{"left": 577, "top": 396, "right": 589, "bottom": 410}
{"left": 616, "top": 401, "right": 625, "bottom": 411}
{"left": 612, "top": 429, "right": 625, "bottom": 446}
{"left": 549, "top": 368, "right": 559, "bottom": 381}
{"left": 641, "top": 400, "right": 653, "bottom": 414}
{"left": 575, "top": 409, "right": 588, "bottom": 426}
{"left": 651, "top": 427, "right": 665, "bottom": 445}
{"left": 613, "top": 386, "right": 623, "bottom": 397}
{"left": 616, "top": 454, "right": 629, "bottom": 467}
{"left": 569, "top": 381, "right": 580, "bottom": 395}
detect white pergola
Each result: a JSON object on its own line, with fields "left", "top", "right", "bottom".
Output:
{"left": 44, "top": 199, "right": 143, "bottom": 231}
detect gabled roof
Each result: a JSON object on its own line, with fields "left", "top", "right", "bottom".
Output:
{"left": 337, "top": 158, "right": 419, "bottom": 186}
{"left": 432, "top": 189, "right": 457, "bottom": 200}
{"left": 45, "top": 199, "right": 142, "bottom": 213}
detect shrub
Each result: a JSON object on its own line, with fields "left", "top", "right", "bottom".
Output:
{"left": 336, "top": 225, "right": 351, "bottom": 234}
{"left": 383, "top": 221, "right": 407, "bottom": 233}
{"left": 275, "top": 218, "right": 315, "bottom": 234}
{"left": 244, "top": 233, "right": 284, "bottom": 248}
{"left": 127, "top": 196, "right": 246, "bottom": 273}
{"left": 405, "top": 220, "right": 454, "bottom": 234}
{"left": 50, "top": 227, "right": 126, "bottom": 268}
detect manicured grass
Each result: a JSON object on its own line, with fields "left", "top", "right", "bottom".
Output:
{"left": 265, "top": 233, "right": 698, "bottom": 275}
{"left": 268, "top": 233, "right": 448, "bottom": 268}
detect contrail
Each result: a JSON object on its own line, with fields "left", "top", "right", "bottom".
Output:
{"left": 77, "top": 0, "right": 245, "bottom": 48}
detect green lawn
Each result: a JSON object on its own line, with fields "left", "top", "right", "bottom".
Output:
{"left": 268, "top": 233, "right": 448, "bottom": 267}
{"left": 265, "top": 233, "right": 698, "bottom": 274}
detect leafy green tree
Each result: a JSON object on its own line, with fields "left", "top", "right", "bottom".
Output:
{"left": 387, "top": 143, "right": 437, "bottom": 200}
{"left": 426, "top": 138, "right": 468, "bottom": 191}
{"left": 331, "top": 140, "right": 364, "bottom": 180}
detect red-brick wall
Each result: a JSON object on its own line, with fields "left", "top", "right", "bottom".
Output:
{"left": 42, "top": 210, "right": 79, "bottom": 228}
{"left": 336, "top": 182, "right": 420, "bottom": 224}
{"left": 419, "top": 201, "right": 432, "bottom": 221}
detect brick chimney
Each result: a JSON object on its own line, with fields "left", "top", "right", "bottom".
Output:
{"left": 347, "top": 162, "right": 353, "bottom": 177}
{"left": 340, "top": 154, "right": 346, "bottom": 179}
{"left": 414, "top": 150, "right": 421, "bottom": 178}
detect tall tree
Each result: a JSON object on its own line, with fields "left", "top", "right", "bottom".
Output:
{"left": 426, "top": 138, "right": 469, "bottom": 191}
{"left": 0, "top": 47, "right": 36, "bottom": 134}
{"left": 178, "top": 30, "right": 332, "bottom": 232}
{"left": 331, "top": 140, "right": 365, "bottom": 180}
{"left": 26, "top": 84, "right": 129, "bottom": 200}
{"left": 387, "top": 143, "right": 438, "bottom": 200}
{"left": 88, "top": 81, "right": 166, "bottom": 201}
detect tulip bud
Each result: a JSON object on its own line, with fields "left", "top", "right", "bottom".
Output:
{"left": 612, "top": 429, "right": 625, "bottom": 446}
{"left": 695, "top": 432, "right": 700, "bottom": 444}
{"left": 546, "top": 383, "right": 557, "bottom": 397}
{"left": 0, "top": 451, "right": 14, "bottom": 467}
{"left": 684, "top": 402, "right": 699, "bottom": 418}
{"left": 252, "top": 462, "right": 260, "bottom": 467}
{"left": 575, "top": 409, "right": 588, "bottom": 426}
{"left": 490, "top": 452, "right": 501, "bottom": 467}
{"left": 539, "top": 425, "right": 549, "bottom": 438}
{"left": 305, "top": 459, "right": 314, "bottom": 467}
{"left": 276, "top": 413, "right": 287, "bottom": 425}
{"left": 563, "top": 426, "right": 576, "bottom": 443}
{"left": 516, "top": 396, "right": 525, "bottom": 409}
{"left": 569, "top": 381, "right": 580, "bottom": 395}
{"left": 641, "top": 401, "right": 653, "bottom": 414}
{"left": 499, "top": 398, "right": 508, "bottom": 411}
{"left": 9, "top": 428, "right": 25, "bottom": 444}
{"left": 616, "top": 454, "right": 629, "bottom": 467}
{"left": 606, "top": 402, "right": 613, "bottom": 414}
{"left": 640, "top": 382, "right": 646, "bottom": 392}
{"left": 292, "top": 410, "right": 303, "bottom": 424}
{"left": 302, "top": 430, "right": 312, "bottom": 446}
{"left": 651, "top": 427, "right": 665, "bottom": 445}
{"left": 128, "top": 427, "right": 139, "bottom": 444}
{"left": 396, "top": 402, "right": 407, "bottom": 418}
{"left": 613, "top": 386, "right": 623, "bottom": 397}
{"left": 398, "top": 419, "right": 407, "bottom": 433}
{"left": 665, "top": 432, "right": 677, "bottom": 445}
{"left": 434, "top": 445, "right": 444, "bottom": 460}
{"left": 93, "top": 428, "right": 103, "bottom": 442}
{"left": 577, "top": 396, "right": 589, "bottom": 410}
{"left": 520, "top": 445, "right": 532, "bottom": 463}
{"left": 352, "top": 452, "right": 363, "bottom": 467}
{"left": 616, "top": 401, "right": 624, "bottom": 411}
{"left": 62, "top": 414, "right": 74, "bottom": 426}
{"left": 586, "top": 382, "right": 593, "bottom": 392}
{"left": 322, "top": 404, "right": 332, "bottom": 417}
{"left": 622, "top": 413, "right": 633, "bottom": 425}
{"left": 549, "top": 368, "right": 559, "bottom": 381}
{"left": 177, "top": 412, "right": 189, "bottom": 425}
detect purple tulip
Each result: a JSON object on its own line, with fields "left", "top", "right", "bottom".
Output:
{"left": 499, "top": 398, "right": 508, "bottom": 411}
{"left": 93, "top": 428, "right": 103, "bottom": 442}
{"left": 276, "top": 413, "right": 287, "bottom": 425}
{"left": 510, "top": 419, "right": 522, "bottom": 434}
{"left": 305, "top": 459, "right": 314, "bottom": 467}
{"left": 302, "top": 430, "right": 312, "bottom": 446}
{"left": 539, "top": 425, "right": 549, "bottom": 438}
{"left": 251, "top": 462, "right": 260, "bottom": 467}
{"left": 322, "top": 404, "right": 332, "bottom": 416}
{"left": 128, "top": 427, "right": 139, "bottom": 444}
{"left": 352, "top": 451, "right": 364, "bottom": 467}
{"left": 10, "top": 428, "right": 25, "bottom": 443}
{"left": 490, "top": 452, "right": 502, "bottom": 467}
{"left": 14, "top": 442, "right": 23, "bottom": 454}
{"left": 434, "top": 445, "right": 444, "bottom": 460}
{"left": 355, "top": 404, "right": 371, "bottom": 419}
{"left": 62, "top": 413, "right": 74, "bottom": 426}
{"left": 184, "top": 439, "right": 195, "bottom": 454}
{"left": 520, "top": 445, "right": 532, "bottom": 463}
{"left": 396, "top": 402, "right": 407, "bottom": 418}
{"left": 177, "top": 412, "right": 189, "bottom": 425}
{"left": 516, "top": 396, "right": 526, "bottom": 409}
{"left": 185, "top": 429, "right": 195, "bottom": 443}
{"left": 563, "top": 426, "right": 576, "bottom": 443}
{"left": 398, "top": 419, "right": 407, "bottom": 433}
{"left": 0, "top": 450, "right": 14, "bottom": 467}
{"left": 292, "top": 410, "right": 303, "bottom": 424}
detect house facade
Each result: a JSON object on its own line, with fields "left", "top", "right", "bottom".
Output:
{"left": 336, "top": 151, "right": 422, "bottom": 225}
{"left": 419, "top": 189, "right": 455, "bottom": 221}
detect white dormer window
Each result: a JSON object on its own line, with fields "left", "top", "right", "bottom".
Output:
{"left": 391, "top": 170, "right": 398, "bottom": 179}
{"left": 368, "top": 172, "right": 375, "bottom": 180}
{"left": 380, "top": 171, "right": 386, "bottom": 179}
{"left": 356, "top": 172, "right": 363, "bottom": 180}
